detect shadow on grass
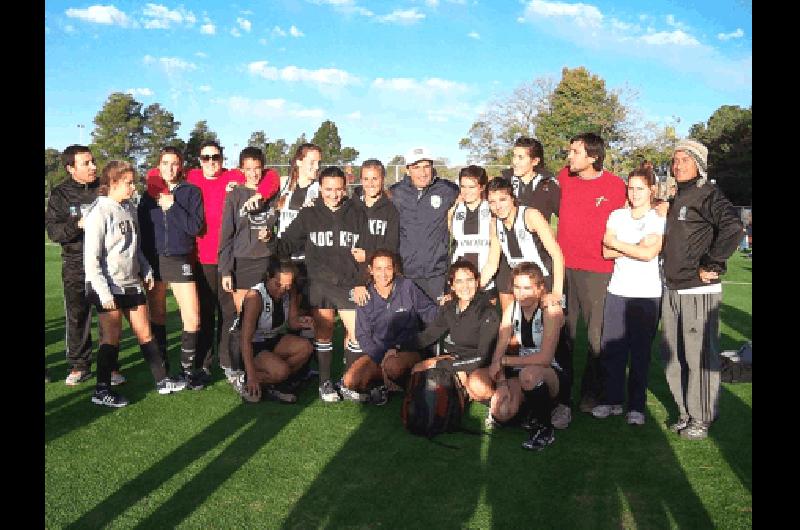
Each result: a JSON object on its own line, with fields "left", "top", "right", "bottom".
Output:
{"left": 280, "top": 398, "right": 486, "bottom": 529}
{"left": 719, "top": 304, "right": 752, "bottom": 350}
{"left": 711, "top": 386, "right": 752, "bottom": 494}
{"left": 64, "top": 391, "right": 304, "bottom": 529}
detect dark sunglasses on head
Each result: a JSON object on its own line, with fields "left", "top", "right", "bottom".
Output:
{"left": 200, "top": 154, "right": 222, "bottom": 162}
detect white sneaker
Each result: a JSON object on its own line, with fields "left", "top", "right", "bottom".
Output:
{"left": 591, "top": 404, "right": 624, "bottom": 419}
{"left": 318, "top": 380, "right": 341, "bottom": 402}
{"left": 551, "top": 404, "right": 572, "bottom": 429}
{"left": 626, "top": 411, "right": 646, "bottom": 425}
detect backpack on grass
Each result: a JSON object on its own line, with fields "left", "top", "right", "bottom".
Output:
{"left": 401, "top": 365, "right": 466, "bottom": 439}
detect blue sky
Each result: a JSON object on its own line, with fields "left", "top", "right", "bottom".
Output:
{"left": 45, "top": 0, "right": 752, "bottom": 166}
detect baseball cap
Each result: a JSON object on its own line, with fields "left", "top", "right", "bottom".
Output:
{"left": 404, "top": 147, "right": 434, "bottom": 166}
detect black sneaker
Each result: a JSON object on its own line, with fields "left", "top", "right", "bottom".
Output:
{"left": 263, "top": 384, "right": 297, "bottom": 404}
{"left": 669, "top": 416, "right": 691, "bottom": 433}
{"left": 522, "top": 425, "right": 555, "bottom": 451}
{"left": 319, "top": 379, "right": 341, "bottom": 402}
{"left": 186, "top": 370, "right": 207, "bottom": 390}
{"left": 91, "top": 388, "right": 129, "bottom": 408}
{"left": 680, "top": 420, "right": 709, "bottom": 440}
{"left": 368, "top": 385, "right": 389, "bottom": 406}
{"left": 338, "top": 380, "right": 370, "bottom": 402}
{"left": 156, "top": 377, "right": 188, "bottom": 395}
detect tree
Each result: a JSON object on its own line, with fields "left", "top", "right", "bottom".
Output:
{"left": 248, "top": 130, "right": 290, "bottom": 166}
{"left": 310, "top": 120, "right": 359, "bottom": 165}
{"left": 90, "top": 92, "right": 144, "bottom": 167}
{"left": 141, "top": 103, "right": 183, "bottom": 170}
{"left": 185, "top": 121, "right": 219, "bottom": 169}
{"left": 45, "top": 147, "right": 68, "bottom": 197}
{"left": 535, "top": 67, "right": 629, "bottom": 169}
{"left": 688, "top": 105, "right": 752, "bottom": 205}
{"left": 460, "top": 77, "right": 555, "bottom": 164}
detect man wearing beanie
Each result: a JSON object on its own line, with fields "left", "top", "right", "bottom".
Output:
{"left": 660, "top": 139, "right": 742, "bottom": 440}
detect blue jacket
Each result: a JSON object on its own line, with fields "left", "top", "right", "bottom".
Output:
{"left": 138, "top": 181, "right": 205, "bottom": 259}
{"left": 389, "top": 175, "right": 458, "bottom": 279}
{"left": 355, "top": 276, "right": 439, "bottom": 363}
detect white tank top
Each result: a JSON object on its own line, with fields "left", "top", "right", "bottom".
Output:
{"left": 511, "top": 300, "right": 561, "bottom": 371}
{"left": 251, "top": 283, "right": 290, "bottom": 342}
{"left": 451, "top": 201, "right": 492, "bottom": 268}
{"left": 276, "top": 181, "right": 320, "bottom": 238}
{"left": 496, "top": 206, "right": 549, "bottom": 276}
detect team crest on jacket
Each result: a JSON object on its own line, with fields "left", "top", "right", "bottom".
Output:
{"left": 430, "top": 195, "right": 442, "bottom": 209}
{"left": 678, "top": 206, "right": 687, "bottom": 221}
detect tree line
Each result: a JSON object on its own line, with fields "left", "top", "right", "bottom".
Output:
{"left": 459, "top": 66, "right": 751, "bottom": 205}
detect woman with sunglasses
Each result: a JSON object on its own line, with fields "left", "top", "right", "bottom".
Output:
{"left": 138, "top": 147, "right": 206, "bottom": 387}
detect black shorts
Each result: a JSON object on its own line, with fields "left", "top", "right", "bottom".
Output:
{"left": 234, "top": 257, "right": 269, "bottom": 290}
{"left": 87, "top": 287, "right": 147, "bottom": 313}
{"left": 308, "top": 281, "right": 356, "bottom": 310}
{"left": 253, "top": 335, "right": 283, "bottom": 355}
{"left": 157, "top": 254, "right": 196, "bottom": 283}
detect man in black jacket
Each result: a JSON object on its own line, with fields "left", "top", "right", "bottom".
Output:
{"left": 660, "top": 139, "right": 742, "bottom": 440}
{"left": 45, "top": 145, "right": 124, "bottom": 386}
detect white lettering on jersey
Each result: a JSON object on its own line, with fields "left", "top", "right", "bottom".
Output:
{"left": 369, "top": 219, "right": 387, "bottom": 236}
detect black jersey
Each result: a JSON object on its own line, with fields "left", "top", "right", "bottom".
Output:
{"left": 352, "top": 187, "right": 400, "bottom": 254}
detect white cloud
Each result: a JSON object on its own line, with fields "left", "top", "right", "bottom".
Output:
{"left": 126, "top": 87, "right": 154, "bottom": 97}
{"left": 143, "top": 55, "right": 197, "bottom": 76}
{"left": 372, "top": 77, "right": 468, "bottom": 96}
{"left": 272, "top": 25, "right": 287, "bottom": 37}
{"left": 309, "top": 0, "right": 374, "bottom": 17}
{"left": 198, "top": 85, "right": 211, "bottom": 92}
{"left": 142, "top": 4, "right": 196, "bottom": 29}
{"left": 65, "top": 5, "right": 132, "bottom": 27}
{"left": 230, "top": 27, "right": 241, "bottom": 37}
{"left": 378, "top": 8, "right": 425, "bottom": 24}
{"left": 640, "top": 29, "right": 700, "bottom": 47}
{"left": 64, "top": 24, "right": 76, "bottom": 33}
{"left": 718, "top": 28, "right": 744, "bottom": 41}
{"left": 258, "top": 38, "right": 268, "bottom": 45}
{"left": 346, "top": 111, "right": 362, "bottom": 120}
{"left": 426, "top": 0, "right": 439, "bottom": 6}
{"left": 522, "top": 0, "right": 602, "bottom": 28}
{"left": 290, "top": 25, "right": 304, "bottom": 37}
{"left": 248, "top": 61, "right": 360, "bottom": 86}
{"left": 220, "top": 96, "right": 325, "bottom": 120}
{"left": 237, "top": 17, "right": 251, "bottom": 32}
{"left": 240, "top": 9, "right": 253, "bottom": 15}
{"left": 200, "top": 23, "right": 215, "bottom": 34}
{"left": 195, "top": 51, "right": 207, "bottom": 58}
{"left": 467, "top": 31, "right": 480, "bottom": 39}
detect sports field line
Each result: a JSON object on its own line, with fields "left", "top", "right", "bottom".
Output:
{"left": 722, "top": 281, "right": 752, "bottom": 285}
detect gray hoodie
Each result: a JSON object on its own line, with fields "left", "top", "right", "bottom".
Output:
{"left": 83, "top": 196, "right": 153, "bottom": 304}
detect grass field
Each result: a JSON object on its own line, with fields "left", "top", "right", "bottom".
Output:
{"left": 45, "top": 243, "right": 752, "bottom": 529}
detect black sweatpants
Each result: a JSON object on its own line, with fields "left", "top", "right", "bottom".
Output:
{"left": 196, "top": 263, "right": 237, "bottom": 372}
{"left": 62, "top": 265, "right": 93, "bottom": 372}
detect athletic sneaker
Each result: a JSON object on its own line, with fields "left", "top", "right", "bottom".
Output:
{"left": 232, "top": 374, "right": 260, "bottom": 403}
{"left": 368, "top": 385, "right": 389, "bottom": 406}
{"left": 551, "top": 404, "right": 572, "bottom": 430}
{"left": 591, "top": 404, "right": 624, "bottom": 419}
{"left": 319, "top": 380, "right": 341, "bottom": 402}
{"left": 65, "top": 370, "right": 92, "bottom": 386}
{"left": 626, "top": 411, "right": 646, "bottom": 426}
{"left": 91, "top": 388, "right": 129, "bottom": 408}
{"left": 194, "top": 369, "right": 212, "bottom": 387}
{"left": 156, "top": 377, "right": 188, "bottom": 395}
{"left": 669, "top": 415, "right": 691, "bottom": 433}
{"left": 110, "top": 371, "right": 126, "bottom": 386}
{"left": 484, "top": 411, "right": 499, "bottom": 430}
{"left": 680, "top": 420, "right": 709, "bottom": 440}
{"left": 338, "top": 380, "right": 369, "bottom": 402}
{"left": 263, "top": 385, "right": 297, "bottom": 404}
{"left": 522, "top": 425, "right": 555, "bottom": 451}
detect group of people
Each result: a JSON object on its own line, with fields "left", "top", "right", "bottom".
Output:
{"left": 45, "top": 132, "right": 743, "bottom": 450}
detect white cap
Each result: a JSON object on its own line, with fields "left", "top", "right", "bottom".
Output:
{"left": 404, "top": 146, "right": 434, "bottom": 166}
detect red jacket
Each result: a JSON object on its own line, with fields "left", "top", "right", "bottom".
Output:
{"left": 145, "top": 167, "right": 280, "bottom": 265}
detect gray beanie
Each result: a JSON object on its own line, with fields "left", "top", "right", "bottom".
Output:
{"left": 674, "top": 139, "right": 708, "bottom": 180}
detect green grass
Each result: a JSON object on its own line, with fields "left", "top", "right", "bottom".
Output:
{"left": 45, "top": 243, "right": 752, "bottom": 529}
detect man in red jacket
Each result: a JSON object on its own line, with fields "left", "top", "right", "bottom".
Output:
{"left": 553, "top": 133, "right": 626, "bottom": 429}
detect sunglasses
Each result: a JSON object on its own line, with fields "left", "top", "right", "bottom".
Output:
{"left": 199, "top": 154, "right": 222, "bottom": 162}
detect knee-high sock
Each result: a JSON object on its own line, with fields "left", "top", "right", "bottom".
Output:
{"left": 151, "top": 322, "right": 169, "bottom": 372}
{"left": 96, "top": 343, "right": 118, "bottom": 387}
{"left": 140, "top": 339, "right": 168, "bottom": 383}
{"left": 524, "top": 383, "right": 554, "bottom": 427}
{"left": 181, "top": 331, "right": 198, "bottom": 372}
{"left": 315, "top": 340, "right": 333, "bottom": 382}
{"left": 344, "top": 340, "right": 363, "bottom": 371}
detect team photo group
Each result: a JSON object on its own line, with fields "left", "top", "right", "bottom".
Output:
{"left": 45, "top": 131, "right": 743, "bottom": 451}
